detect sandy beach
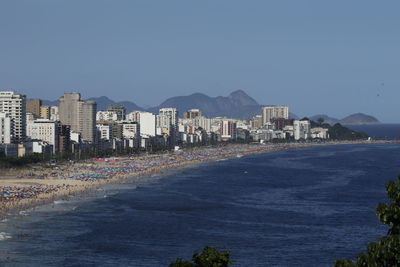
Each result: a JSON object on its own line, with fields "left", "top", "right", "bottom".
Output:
{"left": 0, "top": 140, "right": 395, "bottom": 219}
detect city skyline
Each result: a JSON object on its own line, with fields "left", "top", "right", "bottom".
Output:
{"left": 6, "top": 89, "right": 387, "bottom": 123}
{"left": 1, "top": 1, "right": 399, "bottom": 122}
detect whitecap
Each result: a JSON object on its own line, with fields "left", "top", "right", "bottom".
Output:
{"left": 0, "top": 232, "right": 12, "bottom": 241}
{"left": 54, "top": 200, "right": 68, "bottom": 205}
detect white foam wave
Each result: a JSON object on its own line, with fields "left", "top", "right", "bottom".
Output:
{"left": 0, "top": 232, "right": 12, "bottom": 241}
{"left": 54, "top": 200, "right": 69, "bottom": 205}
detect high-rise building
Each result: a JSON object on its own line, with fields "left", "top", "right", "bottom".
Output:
{"left": 59, "top": 93, "right": 81, "bottom": 133}
{"left": 57, "top": 124, "right": 70, "bottom": 152}
{"left": 40, "top": 106, "right": 51, "bottom": 119}
{"left": 27, "top": 119, "right": 59, "bottom": 153}
{"left": 127, "top": 111, "right": 156, "bottom": 137}
{"left": 261, "top": 106, "right": 289, "bottom": 126}
{"left": 158, "top": 108, "right": 178, "bottom": 130}
{"left": 122, "top": 122, "right": 140, "bottom": 139}
{"left": 50, "top": 106, "right": 59, "bottom": 121}
{"left": 158, "top": 108, "right": 179, "bottom": 146}
{"left": 96, "top": 124, "right": 112, "bottom": 140}
{"left": 294, "top": 120, "right": 311, "bottom": 140}
{"left": 80, "top": 101, "right": 97, "bottom": 143}
{"left": 184, "top": 109, "right": 202, "bottom": 119}
{"left": 58, "top": 93, "right": 97, "bottom": 143}
{"left": 0, "top": 112, "right": 13, "bottom": 144}
{"left": 220, "top": 120, "right": 237, "bottom": 141}
{"left": 96, "top": 111, "right": 118, "bottom": 122}
{"left": 26, "top": 99, "right": 42, "bottom": 117}
{"left": 0, "top": 91, "right": 26, "bottom": 142}
{"left": 107, "top": 105, "right": 126, "bottom": 121}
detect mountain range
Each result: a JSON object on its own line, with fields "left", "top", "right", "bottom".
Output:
{"left": 42, "top": 90, "right": 380, "bottom": 124}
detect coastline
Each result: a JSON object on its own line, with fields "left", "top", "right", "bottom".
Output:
{"left": 0, "top": 140, "right": 396, "bottom": 219}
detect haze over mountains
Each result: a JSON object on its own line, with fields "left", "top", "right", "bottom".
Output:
{"left": 43, "top": 90, "right": 380, "bottom": 124}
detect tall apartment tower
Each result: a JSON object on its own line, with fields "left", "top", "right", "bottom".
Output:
{"left": 58, "top": 93, "right": 97, "bottom": 143}
{"left": 158, "top": 108, "right": 179, "bottom": 146}
{"left": 261, "top": 106, "right": 289, "bottom": 126}
{"left": 0, "top": 91, "right": 26, "bottom": 143}
{"left": 40, "top": 106, "right": 51, "bottom": 119}
{"left": 26, "top": 99, "right": 42, "bottom": 117}
{"left": 81, "top": 101, "right": 97, "bottom": 143}
{"left": 107, "top": 105, "right": 126, "bottom": 121}
{"left": 0, "top": 112, "right": 13, "bottom": 144}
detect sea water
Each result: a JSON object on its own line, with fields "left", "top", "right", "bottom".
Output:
{"left": 0, "top": 143, "right": 400, "bottom": 266}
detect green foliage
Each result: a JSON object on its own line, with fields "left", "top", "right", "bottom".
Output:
{"left": 0, "top": 153, "right": 50, "bottom": 168}
{"left": 170, "top": 258, "right": 195, "bottom": 267}
{"left": 170, "top": 246, "right": 232, "bottom": 267}
{"left": 317, "top": 117, "right": 325, "bottom": 126}
{"left": 333, "top": 175, "right": 400, "bottom": 266}
{"left": 328, "top": 123, "right": 368, "bottom": 140}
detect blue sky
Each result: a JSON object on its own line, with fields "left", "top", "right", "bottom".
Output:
{"left": 0, "top": 1, "right": 399, "bottom": 122}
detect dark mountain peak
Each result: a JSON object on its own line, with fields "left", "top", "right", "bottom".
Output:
{"left": 85, "top": 96, "right": 143, "bottom": 112}
{"left": 149, "top": 90, "right": 261, "bottom": 119}
{"left": 188, "top": 92, "right": 210, "bottom": 98}
{"left": 228, "top": 90, "right": 259, "bottom": 106}
{"left": 310, "top": 114, "right": 340, "bottom": 125}
{"left": 89, "top": 96, "right": 113, "bottom": 102}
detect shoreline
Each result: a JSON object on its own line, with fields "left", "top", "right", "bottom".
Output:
{"left": 0, "top": 140, "right": 397, "bottom": 219}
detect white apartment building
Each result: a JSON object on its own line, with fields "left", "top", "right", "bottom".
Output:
{"left": 96, "top": 111, "right": 118, "bottom": 122}
{"left": 26, "top": 119, "right": 59, "bottom": 153}
{"left": 158, "top": 108, "right": 178, "bottom": 130}
{"left": 126, "top": 111, "right": 156, "bottom": 137}
{"left": 194, "top": 116, "right": 211, "bottom": 133}
{"left": 126, "top": 111, "right": 141, "bottom": 122}
{"left": 122, "top": 122, "right": 140, "bottom": 139}
{"left": 96, "top": 124, "right": 111, "bottom": 140}
{"left": 50, "top": 106, "right": 59, "bottom": 121}
{"left": 0, "top": 112, "right": 13, "bottom": 144}
{"left": 294, "top": 120, "right": 311, "bottom": 140}
{"left": 0, "top": 91, "right": 26, "bottom": 142}
{"left": 261, "top": 106, "right": 289, "bottom": 125}
{"left": 311, "top": 127, "right": 329, "bottom": 139}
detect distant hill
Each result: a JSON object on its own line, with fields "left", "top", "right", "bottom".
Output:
{"left": 86, "top": 96, "right": 144, "bottom": 112}
{"left": 148, "top": 90, "right": 263, "bottom": 119}
{"left": 340, "top": 113, "right": 381, "bottom": 125}
{"left": 310, "top": 113, "right": 381, "bottom": 125}
{"left": 310, "top": 114, "right": 340, "bottom": 125}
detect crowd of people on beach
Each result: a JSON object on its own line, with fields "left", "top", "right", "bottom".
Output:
{"left": 0, "top": 144, "right": 288, "bottom": 210}
{"left": 45, "top": 143, "right": 296, "bottom": 182}
{"left": 0, "top": 141, "right": 382, "bottom": 215}
{"left": 0, "top": 185, "right": 70, "bottom": 202}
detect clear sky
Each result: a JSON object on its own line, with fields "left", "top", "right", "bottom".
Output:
{"left": 0, "top": 0, "right": 399, "bottom": 122}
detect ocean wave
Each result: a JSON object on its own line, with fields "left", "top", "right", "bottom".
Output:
{"left": 0, "top": 232, "right": 12, "bottom": 241}
{"left": 54, "top": 200, "right": 69, "bottom": 205}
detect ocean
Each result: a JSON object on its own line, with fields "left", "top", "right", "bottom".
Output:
{"left": 1, "top": 143, "right": 400, "bottom": 266}
{"left": 346, "top": 124, "right": 400, "bottom": 139}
